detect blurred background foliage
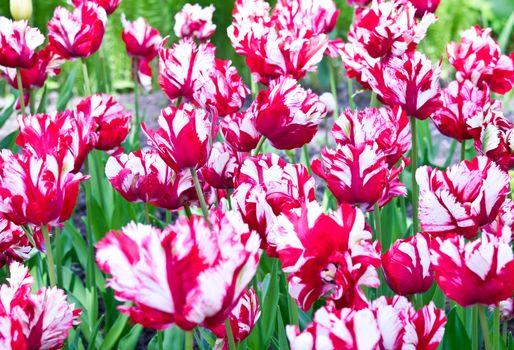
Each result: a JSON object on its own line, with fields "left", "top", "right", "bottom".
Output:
{"left": 0, "top": 0, "right": 512, "bottom": 94}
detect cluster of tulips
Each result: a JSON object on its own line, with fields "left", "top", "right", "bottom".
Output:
{"left": 0, "top": 0, "right": 513, "bottom": 348}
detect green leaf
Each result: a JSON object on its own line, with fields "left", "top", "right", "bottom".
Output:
{"left": 87, "top": 316, "right": 105, "bottom": 350}
{"left": 499, "top": 12, "right": 514, "bottom": 52}
{"left": 117, "top": 324, "right": 143, "bottom": 350}
{"left": 100, "top": 314, "right": 129, "bottom": 350}
{"left": 0, "top": 96, "right": 15, "bottom": 129}
{"left": 56, "top": 62, "right": 78, "bottom": 112}
{"left": 36, "top": 84, "right": 49, "bottom": 114}
{"left": 0, "top": 130, "right": 18, "bottom": 150}
{"left": 441, "top": 308, "right": 471, "bottom": 350}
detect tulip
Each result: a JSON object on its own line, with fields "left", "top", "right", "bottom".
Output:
{"left": 48, "top": 2, "right": 107, "bottom": 59}
{"left": 431, "top": 80, "right": 490, "bottom": 142}
{"left": 447, "top": 25, "right": 514, "bottom": 94}
{"left": 76, "top": 94, "right": 132, "bottom": 152}
{"left": 407, "top": 0, "right": 441, "bottom": 18}
{"left": 0, "top": 150, "right": 88, "bottom": 227}
{"left": 158, "top": 38, "right": 216, "bottom": 101}
{"left": 95, "top": 210, "right": 261, "bottom": 330}
{"left": 71, "top": 0, "right": 121, "bottom": 15}
{"left": 233, "top": 154, "right": 316, "bottom": 253}
{"left": 274, "top": 201, "right": 381, "bottom": 311}
{"left": 0, "top": 216, "right": 34, "bottom": 268}
{"left": 220, "top": 109, "right": 262, "bottom": 152}
{"left": 273, "top": 0, "right": 339, "bottom": 35}
{"left": 209, "top": 289, "right": 261, "bottom": 346}
{"left": 431, "top": 233, "right": 514, "bottom": 306}
{"left": 121, "top": 14, "right": 162, "bottom": 60}
{"left": 0, "top": 17, "right": 44, "bottom": 69}
{"left": 194, "top": 59, "right": 249, "bottom": 117}
{"left": 142, "top": 103, "right": 211, "bottom": 172}
{"left": 10, "top": 0, "right": 32, "bottom": 20}
{"left": 332, "top": 106, "right": 410, "bottom": 167}
{"left": 174, "top": 3, "right": 216, "bottom": 41}
{"left": 254, "top": 77, "right": 326, "bottom": 150}
{"left": 0, "top": 262, "right": 81, "bottom": 349}
{"left": 416, "top": 156, "right": 510, "bottom": 238}
{"left": 363, "top": 51, "right": 442, "bottom": 120}
{"left": 381, "top": 232, "right": 434, "bottom": 295}
{"left": 201, "top": 142, "right": 245, "bottom": 189}
{"left": 467, "top": 103, "right": 514, "bottom": 171}
{"left": 312, "top": 143, "right": 407, "bottom": 211}
{"left": 105, "top": 149, "right": 197, "bottom": 210}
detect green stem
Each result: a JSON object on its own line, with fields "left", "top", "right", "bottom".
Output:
{"left": 347, "top": 76, "right": 355, "bottom": 110}
{"left": 190, "top": 168, "right": 211, "bottom": 227}
{"left": 478, "top": 305, "right": 492, "bottom": 350}
{"left": 28, "top": 89, "right": 36, "bottom": 115}
{"left": 42, "top": 225, "right": 56, "bottom": 287}
{"left": 460, "top": 140, "right": 466, "bottom": 161}
{"left": 184, "top": 330, "right": 193, "bottom": 350}
{"left": 55, "top": 227, "right": 63, "bottom": 287}
{"left": 21, "top": 225, "right": 37, "bottom": 249}
{"left": 81, "top": 59, "right": 91, "bottom": 96}
{"left": 157, "top": 330, "right": 164, "bottom": 350}
{"left": 503, "top": 319, "right": 508, "bottom": 344}
{"left": 144, "top": 202, "right": 150, "bottom": 224}
{"left": 133, "top": 58, "right": 140, "bottom": 147}
{"left": 493, "top": 307, "right": 500, "bottom": 349}
{"left": 253, "top": 136, "right": 266, "bottom": 156}
{"left": 471, "top": 306, "right": 479, "bottom": 350}
{"left": 302, "top": 144, "right": 312, "bottom": 175}
{"left": 225, "top": 318, "right": 237, "bottom": 350}
{"left": 16, "top": 68, "right": 26, "bottom": 117}
{"left": 373, "top": 203, "right": 382, "bottom": 246}
{"left": 227, "top": 188, "right": 233, "bottom": 210}
{"left": 328, "top": 58, "right": 339, "bottom": 117}
{"left": 251, "top": 78, "right": 258, "bottom": 100}
{"left": 410, "top": 116, "right": 419, "bottom": 234}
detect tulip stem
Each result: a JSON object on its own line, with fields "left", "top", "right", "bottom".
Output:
{"left": 42, "top": 225, "right": 56, "bottom": 287}
{"left": 251, "top": 78, "right": 258, "bottom": 100}
{"left": 253, "top": 136, "right": 266, "bottom": 156}
{"left": 81, "top": 59, "right": 91, "bottom": 96}
{"left": 225, "top": 318, "right": 237, "bottom": 350}
{"left": 460, "top": 140, "right": 466, "bottom": 161}
{"left": 478, "top": 305, "right": 492, "bottom": 350}
{"left": 373, "top": 203, "right": 382, "bottom": 246}
{"left": 493, "top": 307, "right": 500, "bottom": 349}
{"left": 503, "top": 319, "right": 508, "bottom": 344}
{"left": 347, "top": 76, "right": 355, "bottom": 110}
{"left": 16, "top": 68, "right": 26, "bottom": 117}
{"left": 288, "top": 294, "right": 299, "bottom": 327}
{"left": 28, "top": 89, "right": 36, "bottom": 114}
{"left": 157, "top": 330, "right": 164, "bottom": 350}
{"left": 190, "top": 168, "right": 211, "bottom": 228}
{"left": 55, "top": 227, "right": 63, "bottom": 287}
{"left": 184, "top": 330, "right": 193, "bottom": 350}
{"left": 471, "top": 306, "right": 479, "bottom": 350}
{"left": 144, "top": 202, "right": 150, "bottom": 224}
{"left": 183, "top": 204, "right": 192, "bottom": 219}
{"left": 133, "top": 58, "right": 140, "bottom": 147}
{"left": 301, "top": 145, "right": 312, "bottom": 175}
{"left": 410, "top": 116, "right": 419, "bottom": 234}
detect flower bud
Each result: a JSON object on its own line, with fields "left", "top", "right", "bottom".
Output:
{"left": 10, "top": 0, "right": 32, "bottom": 20}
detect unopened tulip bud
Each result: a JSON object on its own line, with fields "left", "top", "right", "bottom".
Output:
{"left": 319, "top": 92, "right": 336, "bottom": 116}
{"left": 10, "top": 0, "right": 32, "bottom": 20}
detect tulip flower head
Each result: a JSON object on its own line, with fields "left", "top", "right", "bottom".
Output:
{"left": 274, "top": 201, "right": 381, "bottom": 311}
{"left": 48, "top": 2, "right": 107, "bottom": 59}
{"left": 0, "top": 17, "right": 44, "bottom": 69}
{"left": 105, "top": 149, "right": 197, "bottom": 210}
{"left": 0, "top": 262, "right": 81, "bottom": 349}
{"left": 220, "top": 109, "right": 262, "bottom": 152}
{"left": 447, "top": 26, "right": 514, "bottom": 94}
{"left": 254, "top": 77, "right": 326, "bottom": 150}
{"left": 431, "top": 80, "right": 490, "bottom": 142}
{"left": 209, "top": 288, "right": 261, "bottom": 345}
{"left": 431, "top": 233, "right": 514, "bottom": 306}
{"left": 96, "top": 211, "right": 261, "bottom": 330}
{"left": 70, "top": 0, "right": 121, "bottom": 15}
{"left": 0, "top": 150, "right": 88, "bottom": 226}
{"left": 142, "top": 103, "right": 211, "bottom": 172}
{"left": 174, "top": 3, "right": 216, "bottom": 41}
{"left": 382, "top": 232, "right": 434, "bottom": 295}
{"left": 417, "top": 156, "right": 510, "bottom": 238}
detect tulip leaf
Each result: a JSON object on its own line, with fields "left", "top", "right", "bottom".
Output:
{"left": 499, "top": 12, "right": 514, "bottom": 52}
{"left": 0, "top": 130, "right": 18, "bottom": 150}
{"left": 0, "top": 96, "right": 15, "bottom": 129}
{"left": 36, "top": 84, "right": 49, "bottom": 114}
{"left": 100, "top": 313, "right": 129, "bottom": 350}
{"left": 87, "top": 316, "right": 105, "bottom": 350}
{"left": 442, "top": 307, "right": 471, "bottom": 350}
{"left": 56, "top": 62, "right": 78, "bottom": 112}
{"left": 117, "top": 324, "right": 142, "bottom": 350}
